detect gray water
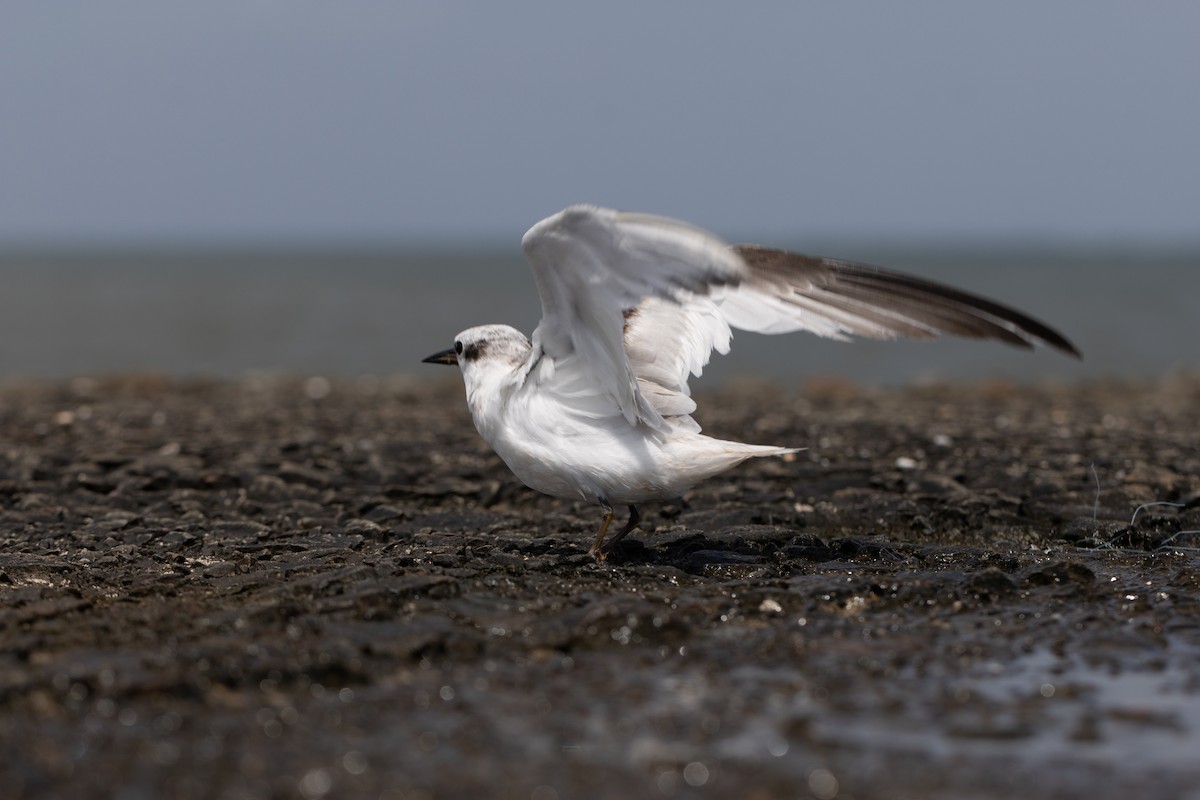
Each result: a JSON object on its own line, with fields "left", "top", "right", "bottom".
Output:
{"left": 0, "top": 245, "right": 1195, "bottom": 385}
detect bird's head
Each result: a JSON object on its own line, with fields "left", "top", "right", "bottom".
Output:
{"left": 422, "top": 324, "right": 532, "bottom": 386}
{"left": 424, "top": 325, "right": 533, "bottom": 427}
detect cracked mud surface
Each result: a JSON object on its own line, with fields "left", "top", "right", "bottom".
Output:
{"left": 2, "top": 373, "right": 1199, "bottom": 799}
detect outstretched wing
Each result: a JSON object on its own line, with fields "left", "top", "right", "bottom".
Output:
{"left": 724, "top": 246, "right": 1081, "bottom": 352}
{"left": 623, "top": 244, "right": 1080, "bottom": 421}
{"left": 521, "top": 204, "right": 747, "bottom": 432}
{"left": 523, "top": 205, "right": 1080, "bottom": 434}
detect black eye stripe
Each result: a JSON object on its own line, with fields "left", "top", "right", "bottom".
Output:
{"left": 461, "top": 341, "right": 487, "bottom": 361}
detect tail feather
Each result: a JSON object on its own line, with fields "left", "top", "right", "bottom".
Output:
{"left": 724, "top": 442, "right": 803, "bottom": 459}
{"left": 659, "top": 436, "right": 803, "bottom": 499}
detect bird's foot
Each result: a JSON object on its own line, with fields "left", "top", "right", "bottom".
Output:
{"left": 588, "top": 505, "right": 640, "bottom": 562}
{"left": 589, "top": 505, "right": 615, "bottom": 561}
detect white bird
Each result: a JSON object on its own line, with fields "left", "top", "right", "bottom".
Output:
{"left": 424, "top": 205, "right": 1080, "bottom": 559}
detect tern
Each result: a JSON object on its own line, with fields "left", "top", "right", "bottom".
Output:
{"left": 424, "top": 205, "right": 1080, "bottom": 559}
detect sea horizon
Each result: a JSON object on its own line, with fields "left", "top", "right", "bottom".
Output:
{"left": 1, "top": 241, "right": 1195, "bottom": 386}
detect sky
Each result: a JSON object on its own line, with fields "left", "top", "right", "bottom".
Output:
{"left": 2, "top": 2, "right": 1199, "bottom": 247}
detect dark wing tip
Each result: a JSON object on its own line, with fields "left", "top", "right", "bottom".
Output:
{"left": 832, "top": 264, "right": 1085, "bottom": 359}
{"left": 732, "top": 245, "right": 1083, "bottom": 359}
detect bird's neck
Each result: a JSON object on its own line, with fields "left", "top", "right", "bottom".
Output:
{"left": 464, "top": 362, "right": 524, "bottom": 442}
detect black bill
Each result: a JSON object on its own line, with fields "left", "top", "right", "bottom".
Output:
{"left": 422, "top": 348, "right": 458, "bottom": 365}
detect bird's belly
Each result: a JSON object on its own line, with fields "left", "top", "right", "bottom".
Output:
{"left": 488, "top": 418, "right": 685, "bottom": 505}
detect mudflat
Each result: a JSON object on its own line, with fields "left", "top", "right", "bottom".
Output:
{"left": 1, "top": 373, "right": 1198, "bottom": 800}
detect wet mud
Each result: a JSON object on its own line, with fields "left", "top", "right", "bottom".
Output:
{"left": 2, "top": 373, "right": 1199, "bottom": 800}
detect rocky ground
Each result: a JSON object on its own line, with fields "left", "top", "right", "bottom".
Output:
{"left": 1, "top": 372, "right": 1198, "bottom": 800}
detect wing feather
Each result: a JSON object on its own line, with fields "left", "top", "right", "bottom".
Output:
{"left": 520, "top": 205, "right": 1079, "bottom": 436}
{"left": 731, "top": 246, "right": 1081, "bottom": 355}
{"left": 620, "top": 244, "right": 1080, "bottom": 424}
{"left": 521, "top": 205, "right": 746, "bottom": 432}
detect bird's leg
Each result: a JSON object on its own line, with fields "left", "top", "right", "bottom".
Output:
{"left": 589, "top": 504, "right": 615, "bottom": 561}
{"left": 602, "top": 505, "right": 641, "bottom": 555}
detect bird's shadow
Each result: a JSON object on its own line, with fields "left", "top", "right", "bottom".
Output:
{"left": 602, "top": 528, "right": 900, "bottom": 573}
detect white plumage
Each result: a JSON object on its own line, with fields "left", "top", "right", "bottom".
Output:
{"left": 425, "top": 205, "right": 1079, "bottom": 559}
